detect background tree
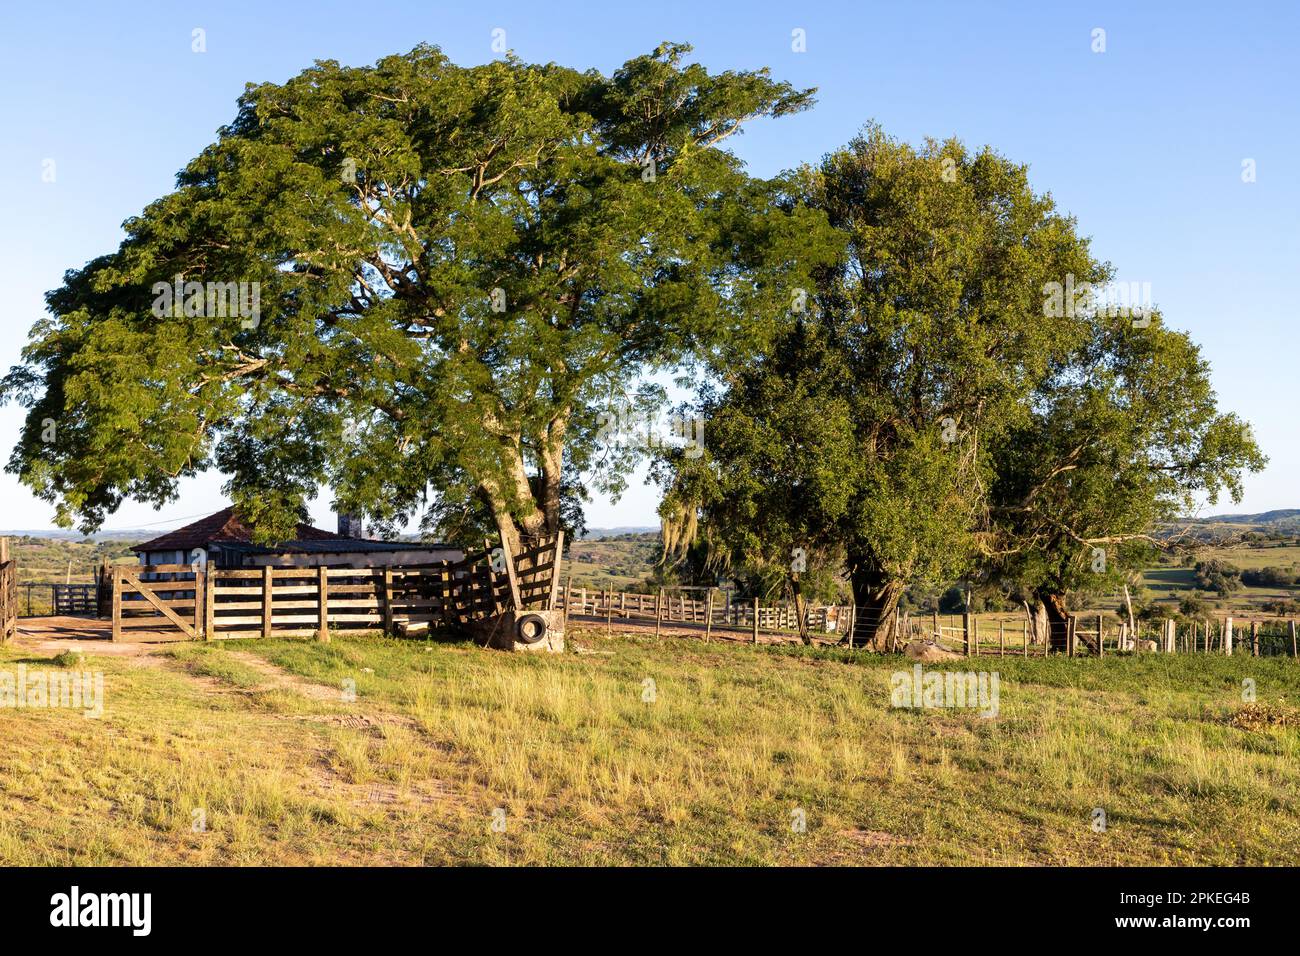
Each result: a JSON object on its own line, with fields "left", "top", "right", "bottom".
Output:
{"left": 661, "top": 125, "right": 1102, "bottom": 648}
{"left": 2, "top": 43, "right": 823, "bottom": 551}
{"left": 985, "top": 311, "right": 1265, "bottom": 646}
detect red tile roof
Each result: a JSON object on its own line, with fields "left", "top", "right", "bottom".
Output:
{"left": 133, "top": 507, "right": 345, "bottom": 553}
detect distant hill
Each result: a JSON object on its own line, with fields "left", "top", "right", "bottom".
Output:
{"left": 0, "top": 529, "right": 154, "bottom": 542}
{"left": 564, "top": 531, "right": 659, "bottom": 590}
{"left": 1197, "top": 510, "right": 1300, "bottom": 526}
{"left": 1165, "top": 509, "right": 1300, "bottom": 544}
{"left": 582, "top": 526, "right": 658, "bottom": 539}
{"left": 2, "top": 534, "right": 139, "bottom": 586}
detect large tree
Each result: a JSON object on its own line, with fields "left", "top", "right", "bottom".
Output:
{"left": 2, "top": 43, "right": 824, "bottom": 552}
{"left": 984, "top": 308, "right": 1265, "bottom": 646}
{"left": 661, "top": 126, "right": 1102, "bottom": 649}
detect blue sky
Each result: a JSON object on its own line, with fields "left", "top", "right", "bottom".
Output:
{"left": 0, "top": 0, "right": 1296, "bottom": 533}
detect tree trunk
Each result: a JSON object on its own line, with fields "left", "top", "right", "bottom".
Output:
{"left": 847, "top": 569, "right": 904, "bottom": 652}
{"left": 492, "top": 510, "right": 525, "bottom": 563}
{"left": 480, "top": 438, "right": 560, "bottom": 559}
{"left": 1023, "top": 599, "right": 1048, "bottom": 646}
{"left": 1040, "top": 592, "right": 1071, "bottom": 653}
{"left": 538, "top": 411, "right": 569, "bottom": 533}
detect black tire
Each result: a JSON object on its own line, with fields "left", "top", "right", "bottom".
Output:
{"left": 515, "top": 613, "right": 548, "bottom": 645}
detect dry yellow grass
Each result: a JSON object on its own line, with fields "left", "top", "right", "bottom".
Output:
{"left": 1, "top": 626, "right": 1297, "bottom": 865}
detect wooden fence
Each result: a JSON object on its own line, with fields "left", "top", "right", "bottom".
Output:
{"left": 558, "top": 585, "right": 855, "bottom": 644}
{"left": 558, "top": 586, "right": 1300, "bottom": 659}
{"left": 0, "top": 540, "right": 16, "bottom": 644}
{"left": 109, "top": 534, "right": 564, "bottom": 643}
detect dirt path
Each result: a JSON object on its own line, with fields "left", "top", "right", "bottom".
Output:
{"left": 6, "top": 626, "right": 455, "bottom": 823}
{"left": 9, "top": 629, "right": 173, "bottom": 661}
{"left": 8, "top": 629, "right": 413, "bottom": 727}
{"left": 221, "top": 649, "right": 349, "bottom": 702}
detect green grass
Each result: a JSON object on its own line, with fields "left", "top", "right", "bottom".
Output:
{"left": 1, "top": 628, "right": 1298, "bottom": 865}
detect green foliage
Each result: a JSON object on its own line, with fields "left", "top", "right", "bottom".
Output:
{"left": 1241, "top": 566, "right": 1298, "bottom": 588}
{"left": 2, "top": 43, "right": 819, "bottom": 546}
{"left": 1194, "top": 559, "right": 1242, "bottom": 596}
{"left": 662, "top": 125, "right": 1105, "bottom": 601}
{"left": 1178, "top": 593, "right": 1209, "bottom": 619}
{"left": 988, "top": 309, "right": 1266, "bottom": 603}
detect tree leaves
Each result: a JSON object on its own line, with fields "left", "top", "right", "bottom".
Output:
{"left": 2, "top": 43, "right": 818, "bottom": 544}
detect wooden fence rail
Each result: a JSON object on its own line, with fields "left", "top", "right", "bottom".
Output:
{"left": 558, "top": 585, "right": 857, "bottom": 644}
{"left": 108, "top": 534, "right": 566, "bottom": 643}
{"left": 558, "top": 586, "right": 1300, "bottom": 659}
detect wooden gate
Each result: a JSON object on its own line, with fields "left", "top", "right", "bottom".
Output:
{"left": 52, "top": 583, "right": 99, "bottom": 616}
{"left": 112, "top": 564, "right": 203, "bottom": 642}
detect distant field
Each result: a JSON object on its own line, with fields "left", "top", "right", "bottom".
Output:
{"left": 563, "top": 534, "right": 659, "bottom": 591}
{"left": 4, "top": 535, "right": 136, "bottom": 583}
{"left": 1137, "top": 541, "right": 1300, "bottom": 618}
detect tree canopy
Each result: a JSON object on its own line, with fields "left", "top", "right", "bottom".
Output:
{"left": 984, "top": 307, "right": 1265, "bottom": 638}
{"left": 660, "top": 126, "right": 1112, "bottom": 647}
{"left": 2, "top": 43, "right": 1267, "bottom": 637}
{"left": 3, "top": 42, "right": 829, "bottom": 550}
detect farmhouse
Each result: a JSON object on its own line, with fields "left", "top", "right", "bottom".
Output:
{"left": 132, "top": 507, "right": 462, "bottom": 569}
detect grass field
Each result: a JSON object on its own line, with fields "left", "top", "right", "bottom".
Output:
{"left": 2, "top": 626, "right": 1297, "bottom": 865}
{"left": 1138, "top": 542, "right": 1300, "bottom": 616}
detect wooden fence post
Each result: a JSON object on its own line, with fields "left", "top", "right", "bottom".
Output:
{"left": 1067, "top": 616, "right": 1076, "bottom": 657}
{"left": 383, "top": 568, "right": 394, "bottom": 634}
{"left": 261, "top": 565, "right": 273, "bottom": 639}
{"left": 1097, "top": 614, "right": 1104, "bottom": 657}
{"left": 318, "top": 566, "right": 330, "bottom": 642}
{"left": 605, "top": 588, "right": 612, "bottom": 635}
{"left": 1291, "top": 619, "right": 1298, "bottom": 658}
{"left": 202, "top": 567, "right": 214, "bottom": 640}
{"left": 1224, "top": 617, "right": 1234, "bottom": 656}
{"left": 111, "top": 568, "right": 121, "bottom": 642}
{"left": 655, "top": 588, "right": 663, "bottom": 638}
{"left": 704, "top": 591, "right": 713, "bottom": 643}
{"left": 1250, "top": 620, "right": 1258, "bottom": 657}
{"left": 753, "top": 597, "right": 759, "bottom": 645}
{"left": 560, "top": 574, "right": 572, "bottom": 633}
{"left": 999, "top": 621, "right": 1005, "bottom": 657}
{"left": 193, "top": 566, "right": 204, "bottom": 639}
{"left": 1022, "top": 620, "right": 1028, "bottom": 658}
{"left": 848, "top": 603, "right": 856, "bottom": 650}
{"left": 961, "top": 612, "right": 971, "bottom": 656}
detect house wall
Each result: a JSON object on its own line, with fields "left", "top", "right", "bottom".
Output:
{"left": 137, "top": 547, "right": 465, "bottom": 569}
{"left": 241, "top": 548, "right": 463, "bottom": 568}
{"left": 139, "top": 550, "right": 188, "bottom": 567}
